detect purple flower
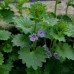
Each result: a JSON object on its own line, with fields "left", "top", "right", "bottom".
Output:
{"left": 53, "top": 52, "right": 59, "bottom": 59}
{"left": 46, "top": 50, "right": 52, "bottom": 58}
{"left": 37, "top": 29, "right": 45, "bottom": 38}
{"left": 29, "top": 33, "right": 38, "bottom": 41}
{"left": 43, "top": 44, "right": 49, "bottom": 51}
{"left": 43, "top": 44, "right": 52, "bottom": 58}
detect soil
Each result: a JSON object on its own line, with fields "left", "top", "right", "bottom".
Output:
{"left": 0, "top": 1, "right": 74, "bottom": 28}
{"left": 23, "top": 1, "right": 74, "bottom": 15}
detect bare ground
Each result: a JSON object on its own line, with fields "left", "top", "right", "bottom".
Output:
{"left": 23, "top": 1, "right": 74, "bottom": 15}
{"left": 0, "top": 1, "right": 74, "bottom": 28}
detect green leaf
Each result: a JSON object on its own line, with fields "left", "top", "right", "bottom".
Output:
{"left": 68, "top": 0, "right": 74, "bottom": 7}
{"left": 36, "top": 18, "right": 58, "bottom": 34}
{"left": 0, "top": 60, "right": 13, "bottom": 74}
{"left": 47, "top": 21, "right": 67, "bottom": 41}
{"left": 4, "top": 0, "right": 12, "bottom": 6}
{"left": 12, "top": 34, "right": 29, "bottom": 48}
{"left": 30, "top": 2, "right": 46, "bottom": 18}
{"left": 0, "top": 2, "right": 5, "bottom": 8}
{"left": 10, "top": 67, "right": 26, "bottom": 74}
{"left": 0, "top": 9, "right": 14, "bottom": 22}
{"left": 13, "top": 16, "right": 34, "bottom": 34}
{"left": 50, "top": 32, "right": 65, "bottom": 42}
{"left": 56, "top": 0, "right": 61, "bottom": 4}
{"left": 0, "top": 66, "right": 9, "bottom": 74}
{"left": 8, "top": 47, "right": 19, "bottom": 61}
{"left": 3, "top": 44, "right": 12, "bottom": 53}
{"left": 44, "top": 59, "right": 62, "bottom": 74}
{"left": 0, "top": 30, "right": 11, "bottom": 40}
{"left": 0, "top": 52, "right": 4, "bottom": 65}
{"left": 57, "top": 15, "right": 72, "bottom": 22}
{"left": 26, "top": 68, "right": 43, "bottom": 74}
{"left": 17, "top": 0, "right": 28, "bottom": 5}
{"left": 18, "top": 46, "right": 46, "bottom": 70}
{"left": 44, "top": 63, "right": 51, "bottom": 74}
{"left": 56, "top": 43, "right": 74, "bottom": 60}
{"left": 16, "top": 0, "right": 28, "bottom": 10}
{"left": 45, "top": 18, "right": 59, "bottom": 26}
{"left": 65, "top": 23, "right": 74, "bottom": 37}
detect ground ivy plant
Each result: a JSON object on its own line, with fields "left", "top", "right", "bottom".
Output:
{"left": 0, "top": 0, "right": 74, "bottom": 74}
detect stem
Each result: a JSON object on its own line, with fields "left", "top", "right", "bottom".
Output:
{"left": 19, "top": 9, "right": 22, "bottom": 15}
{"left": 33, "top": 20, "right": 37, "bottom": 50}
{"left": 51, "top": 39, "right": 56, "bottom": 51}
{"left": 33, "top": 41, "right": 37, "bottom": 50}
{"left": 50, "top": 39, "right": 53, "bottom": 50}
{"left": 66, "top": 3, "right": 69, "bottom": 15}
{"left": 54, "top": 0, "right": 58, "bottom": 15}
{"left": 34, "top": 23, "right": 36, "bottom": 33}
{"left": 66, "top": 0, "right": 70, "bottom": 15}
{"left": 73, "top": 43, "right": 74, "bottom": 49}
{"left": 44, "top": 38, "right": 46, "bottom": 45}
{"left": 34, "top": 17, "right": 38, "bottom": 33}
{"left": 18, "top": 4, "right": 23, "bottom": 15}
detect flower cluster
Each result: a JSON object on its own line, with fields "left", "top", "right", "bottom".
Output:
{"left": 29, "top": 33, "right": 38, "bottom": 41}
{"left": 29, "top": 29, "right": 45, "bottom": 42}
{"left": 53, "top": 52, "right": 59, "bottom": 59}
{"left": 37, "top": 29, "right": 45, "bottom": 38}
{"left": 43, "top": 44, "right": 59, "bottom": 59}
{"left": 29, "top": 29, "right": 59, "bottom": 59}
{"left": 43, "top": 44, "right": 52, "bottom": 58}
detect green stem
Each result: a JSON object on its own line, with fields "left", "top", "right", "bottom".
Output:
{"left": 34, "top": 23, "right": 36, "bottom": 33}
{"left": 73, "top": 43, "right": 74, "bottom": 49}
{"left": 51, "top": 39, "right": 56, "bottom": 51}
{"left": 54, "top": 0, "right": 58, "bottom": 15}
{"left": 50, "top": 39, "right": 53, "bottom": 50}
{"left": 33, "top": 20, "right": 37, "bottom": 50}
{"left": 66, "top": 0, "right": 70, "bottom": 15}
{"left": 66, "top": 3, "right": 69, "bottom": 15}
{"left": 18, "top": 4, "right": 23, "bottom": 15}
{"left": 44, "top": 38, "right": 46, "bottom": 45}
{"left": 19, "top": 9, "right": 22, "bottom": 15}
{"left": 34, "top": 18, "right": 38, "bottom": 33}
{"left": 33, "top": 41, "right": 37, "bottom": 50}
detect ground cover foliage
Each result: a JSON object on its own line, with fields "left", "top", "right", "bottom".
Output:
{"left": 0, "top": 0, "right": 74, "bottom": 74}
